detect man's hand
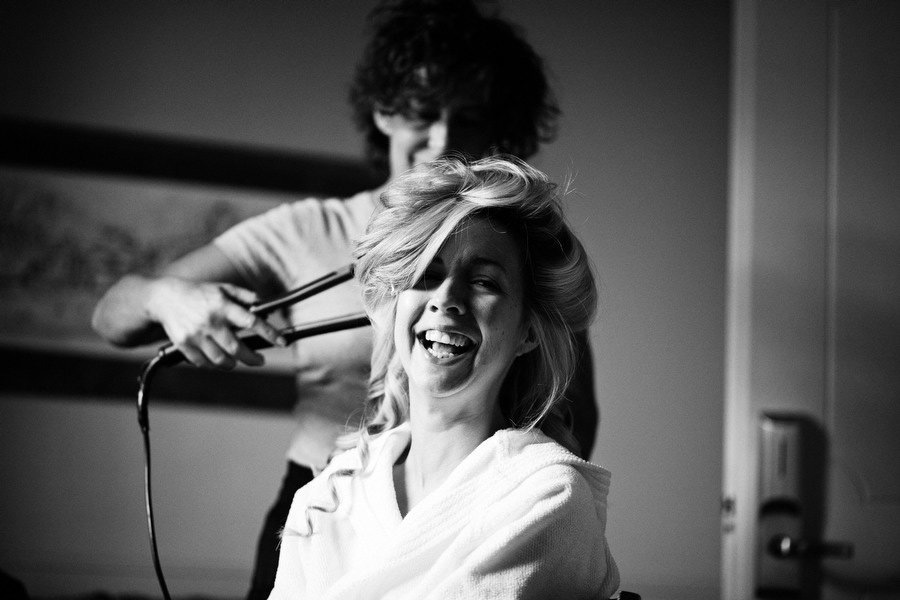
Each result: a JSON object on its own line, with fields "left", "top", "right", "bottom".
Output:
{"left": 146, "top": 277, "right": 286, "bottom": 369}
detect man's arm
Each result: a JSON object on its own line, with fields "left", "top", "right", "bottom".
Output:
{"left": 91, "top": 243, "right": 284, "bottom": 369}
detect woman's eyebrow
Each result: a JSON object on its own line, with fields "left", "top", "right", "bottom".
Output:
{"left": 470, "top": 257, "right": 510, "bottom": 275}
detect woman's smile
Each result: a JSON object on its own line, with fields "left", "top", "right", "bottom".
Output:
{"left": 417, "top": 329, "right": 477, "bottom": 360}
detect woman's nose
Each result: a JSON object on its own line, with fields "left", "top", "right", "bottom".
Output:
{"left": 428, "top": 278, "right": 466, "bottom": 315}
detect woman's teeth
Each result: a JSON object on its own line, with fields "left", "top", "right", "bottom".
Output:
{"left": 421, "top": 330, "right": 474, "bottom": 358}
{"left": 425, "top": 330, "right": 469, "bottom": 346}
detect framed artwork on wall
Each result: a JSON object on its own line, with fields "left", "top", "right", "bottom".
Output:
{"left": 0, "top": 165, "right": 284, "bottom": 354}
{"left": 0, "top": 117, "right": 380, "bottom": 406}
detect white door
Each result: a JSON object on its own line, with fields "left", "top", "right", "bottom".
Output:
{"left": 722, "top": 1, "right": 900, "bottom": 598}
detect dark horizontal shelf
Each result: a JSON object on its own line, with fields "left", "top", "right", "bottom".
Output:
{"left": 0, "top": 346, "right": 296, "bottom": 412}
{"left": 0, "top": 116, "right": 383, "bottom": 196}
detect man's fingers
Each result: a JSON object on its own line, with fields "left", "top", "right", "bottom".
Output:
{"left": 233, "top": 343, "right": 266, "bottom": 367}
{"left": 218, "top": 284, "right": 286, "bottom": 347}
{"left": 197, "top": 335, "right": 237, "bottom": 370}
{"left": 209, "top": 327, "right": 264, "bottom": 368}
{"left": 248, "top": 316, "right": 287, "bottom": 348}
{"left": 223, "top": 303, "right": 287, "bottom": 348}
{"left": 179, "top": 343, "right": 215, "bottom": 370}
{"left": 218, "top": 283, "right": 259, "bottom": 308}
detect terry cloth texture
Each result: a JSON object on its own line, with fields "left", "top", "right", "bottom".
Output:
{"left": 270, "top": 423, "right": 620, "bottom": 599}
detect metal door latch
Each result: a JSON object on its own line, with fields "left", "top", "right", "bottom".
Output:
{"left": 767, "top": 534, "right": 854, "bottom": 560}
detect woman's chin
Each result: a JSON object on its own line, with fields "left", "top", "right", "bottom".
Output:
{"left": 411, "top": 363, "right": 472, "bottom": 398}
{"left": 408, "top": 343, "right": 475, "bottom": 397}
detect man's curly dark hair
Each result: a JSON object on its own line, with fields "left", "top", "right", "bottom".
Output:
{"left": 349, "top": 0, "right": 560, "bottom": 175}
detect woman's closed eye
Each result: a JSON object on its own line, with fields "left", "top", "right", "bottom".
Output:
{"left": 471, "top": 276, "right": 501, "bottom": 292}
{"left": 413, "top": 269, "right": 444, "bottom": 290}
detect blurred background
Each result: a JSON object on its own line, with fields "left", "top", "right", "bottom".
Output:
{"left": 0, "top": 1, "right": 731, "bottom": 599}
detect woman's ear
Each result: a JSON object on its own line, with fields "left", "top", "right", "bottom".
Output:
{"left": 373, "top": 110, "right": 395, "bottom": 136}
{"left": 515, "top": 325, "right": 539, "bottom": 357}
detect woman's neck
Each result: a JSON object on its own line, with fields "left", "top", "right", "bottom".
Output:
{"left": 393, "top": 404, "right": 497, "bottom": 517}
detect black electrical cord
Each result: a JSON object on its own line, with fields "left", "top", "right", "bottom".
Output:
{"left": 137, "top": 353, "right": 172, "bottom": 600}
{"left": 136, "top": 300, "right": 368, "bottom": 598}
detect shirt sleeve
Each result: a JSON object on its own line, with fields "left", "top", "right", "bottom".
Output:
{"left": 213, "top": 193, "right": 373, "bottom": 304}
{"left": 213, "top": 202, "right": 299, "bottom": 297}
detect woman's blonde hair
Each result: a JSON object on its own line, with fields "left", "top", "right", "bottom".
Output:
{"left": 353, "top": 155, "right": 597, "bottom": 451}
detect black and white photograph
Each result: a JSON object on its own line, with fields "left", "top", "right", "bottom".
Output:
{"left": 1, "top": 1, "right": 897, "bottom": 599}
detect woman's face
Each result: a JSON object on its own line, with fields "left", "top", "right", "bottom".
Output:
{"left": 394, "top": 217, "right": 534, "bottom": 417}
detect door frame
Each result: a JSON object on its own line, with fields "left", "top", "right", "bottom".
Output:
{"left": 721, "top": 0, "right": 834, "bottom": 596}
{"left": 721, "top": 0, "right": 761, "bottom": 595}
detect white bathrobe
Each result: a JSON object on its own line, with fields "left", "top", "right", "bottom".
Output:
{"left": 269, "top": 423, "right": 619, "bottom": 600}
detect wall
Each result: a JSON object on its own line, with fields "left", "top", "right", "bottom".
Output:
{"left": 507, "top": 4, "right": 730, "bottom": 598}
{"left": 0, "top": 2, "right": 729, "bottom": 598}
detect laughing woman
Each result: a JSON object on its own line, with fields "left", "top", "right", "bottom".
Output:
{"left": 269, "top": 157, "right": 619, "bottom": 600}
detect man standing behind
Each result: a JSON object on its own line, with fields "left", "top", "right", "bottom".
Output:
{"left": 91, "top": 1, "right": 598, "bottom": 598}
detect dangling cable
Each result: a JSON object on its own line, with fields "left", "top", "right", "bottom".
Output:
{"left": 135, "top": 310, "right": 370, "bottom": 599}
{"left": 137, "top": 353, "right": 173, "bottom": 600}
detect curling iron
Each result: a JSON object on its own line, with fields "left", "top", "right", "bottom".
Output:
{"left": 136, "top": 264, "right": 370, "bottom": 600}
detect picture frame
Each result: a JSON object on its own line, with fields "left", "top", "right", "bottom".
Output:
{"left": 0, "top": 117, "right": 380, "bottom": 407}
